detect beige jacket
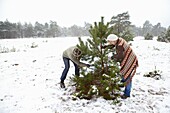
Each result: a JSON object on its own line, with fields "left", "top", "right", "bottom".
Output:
{"left": 63, "top": 46, "right": 87, "bottom": 67}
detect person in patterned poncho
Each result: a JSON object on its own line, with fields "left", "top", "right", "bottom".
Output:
{"left": 105, "top": 34, "right": 138, "bottom": 99}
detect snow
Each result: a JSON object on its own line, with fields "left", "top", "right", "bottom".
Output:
{"left": 0, "top": 36, "right": 170, "bottom": 113}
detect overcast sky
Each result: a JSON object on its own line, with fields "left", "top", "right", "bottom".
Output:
{"left": 0, "top": 0, "right": 169, "bottom": 28}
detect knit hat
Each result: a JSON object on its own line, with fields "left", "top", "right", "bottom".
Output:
{"left": 106, "top": 34, "right": 118, "bottom": 41}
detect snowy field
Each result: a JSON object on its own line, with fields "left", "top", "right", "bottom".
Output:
{"left": 0, "top": 37, "right": 170, "bottom": 113}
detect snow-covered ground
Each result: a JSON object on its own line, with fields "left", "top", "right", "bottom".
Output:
{"left": 0, "top": 37, "right": 170, "bottom": 113}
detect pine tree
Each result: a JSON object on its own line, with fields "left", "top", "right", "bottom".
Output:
{"left": 157, "top": 26, "right": 170, "bottom": 42}
{"left": 70, "top": 17, "right": 123, "bottom": 103}
{"left": 110, "top": 12, "right": 134, "bottom": 42}
{"left": 144, "top": 33, "right": 153, "bottom": 40}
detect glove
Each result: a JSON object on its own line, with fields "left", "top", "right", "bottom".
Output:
{"left": 100, "top": 45, "right": 103, "bottom": 49}
{"left": 100, "top": 45, "right": 108, "bottom": 49}
{"left": 86, "top": 64, "right": 91, "bottom": 68}
{"left": 111, "top": 55, "right": 114, "bottom": 60}
{"left": 111, "top": 53, "right": 116, "bottom": 60}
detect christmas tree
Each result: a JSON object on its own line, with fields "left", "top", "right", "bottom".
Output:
{"left": 70, "top": 17, "right": 123, "bottom": 103}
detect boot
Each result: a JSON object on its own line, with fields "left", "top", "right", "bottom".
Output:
{"left": 120, "top": 94, "right": 130, "bottom": 99}
{"left": 60, "top": 82, "right": 65, "bottom": 88}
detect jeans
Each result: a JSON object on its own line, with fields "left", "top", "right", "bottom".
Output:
{"left": 60, "top": 57, "right": 79, "bottom": 82}
{"left": 121, "top": 76, "right": 132, "bottom": 97}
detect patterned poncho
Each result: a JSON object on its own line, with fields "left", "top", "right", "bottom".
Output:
{"left": 115, "top": 38, "right": 138, "bottom": 84}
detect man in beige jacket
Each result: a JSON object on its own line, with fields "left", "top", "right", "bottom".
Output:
{"left": 60, "top": 46, "right": 90, "bottom": 88}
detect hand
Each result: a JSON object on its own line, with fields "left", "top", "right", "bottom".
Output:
{"left": 111, "top": 53, "right": 115, "bottom": 60}
{"left": 101, "top": 45, "right": 107, "bottom": 49}
{"left": 100, "top": 45, "right": 103, "bottom": 49}
{"left": 86, "top": 64, "right": 91, "bottom": 67}
{"left": 111, "top": 55, "right": 114, "bottom": 60}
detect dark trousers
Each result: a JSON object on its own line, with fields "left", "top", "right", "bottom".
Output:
{"left": 60, "top": 57, "right": 79, "bottom": 82}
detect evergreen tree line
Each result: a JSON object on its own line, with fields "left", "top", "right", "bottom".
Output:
{"left": 0, "top": 20, "right": 91, "bottom": 39}
{"left": 144, "top": 26, "right": 170, "bottom": 42}
{"left": 132, "top": 20, "right": 167, "bottom": 37}
{"left": 0, "top": 12, "right": 169, "bottom": 42}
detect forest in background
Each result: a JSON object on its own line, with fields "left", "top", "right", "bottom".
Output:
{"left": 0, "top": 12, "right": 169, "bottom": 42}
